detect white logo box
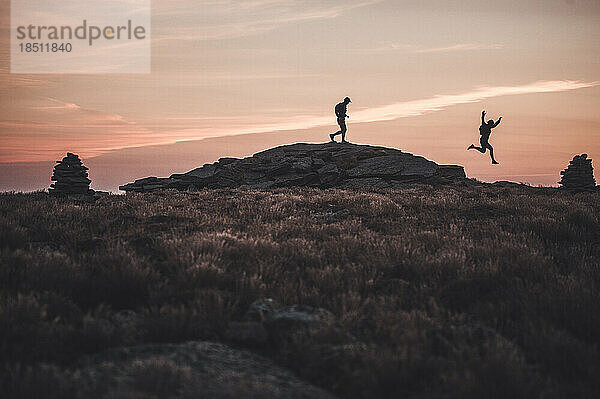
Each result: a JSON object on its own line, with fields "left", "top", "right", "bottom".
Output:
{"left": 11, "top": 0, "right": 150, "bottom": 73}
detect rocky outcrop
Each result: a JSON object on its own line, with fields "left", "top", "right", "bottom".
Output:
{"left": 226, "top": 298, "right": 349, "bottom": 348}
{"left": 559, "top": 154, "right": 597, "bottom": 192}
{"left": 49, "top": 153, "right": 94, "bottom": 196}
{"left": 119, "top": 143, "right": 466, "bottom": 192}
{"left": 56, "top": 341, "right": 335, "bottom": 398}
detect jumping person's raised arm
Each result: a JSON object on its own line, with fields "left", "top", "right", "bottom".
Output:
{"left": 481, "top": 110, "right": 486, "bottom": 125}
{"left": 493, "top": 116, "right": 502, "bottom": 128}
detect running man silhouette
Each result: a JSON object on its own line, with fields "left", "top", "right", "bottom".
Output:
{"left": 330, "top": 97, "right": 351, "bottom": 143}
{"left": 468, "top": 110, "right": 502, "bottom": 164}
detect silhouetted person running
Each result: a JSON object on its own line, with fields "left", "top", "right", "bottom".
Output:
{"left": 330, "top": 97, "right": 351, "bottom": 143}
{"left": 468, "top": 110, "right": 502, "bottom": 164}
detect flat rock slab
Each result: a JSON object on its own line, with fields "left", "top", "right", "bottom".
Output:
{"left": 346, "top": 154, "right": 437, "bottom": 178}
{"left": 120, "top": 142, "right": 466, "bottom": 192}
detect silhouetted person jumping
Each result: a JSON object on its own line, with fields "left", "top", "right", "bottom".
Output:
{"left": 468, "top": 110, "right": 502, "bottom": 164}
{"left": 330, "top": 97, "right": 351, "bottom": 143}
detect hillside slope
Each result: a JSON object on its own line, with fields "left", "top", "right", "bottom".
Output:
{"left": 1, "top": 185, "right": 599, "bottom": 398}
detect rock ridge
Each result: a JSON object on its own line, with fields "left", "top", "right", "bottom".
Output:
{"left": 119, "top": 142, "right": 466, "bottom": 192}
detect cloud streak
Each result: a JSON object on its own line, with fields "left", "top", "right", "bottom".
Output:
{"left": 356, "top": 42, "right": 504, "bottom": 54}
{"left": 415, "top": 43, "right": 505, "bottom": 53}
{"left": 153, "top": 0, "right": 382, "bottom": 41}
{"left": 352, "top": 80, "right": 599, "bottom": 123}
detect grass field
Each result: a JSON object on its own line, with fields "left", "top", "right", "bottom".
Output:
{"left": 1, "top": 184, "right": 599, "bottom": 398}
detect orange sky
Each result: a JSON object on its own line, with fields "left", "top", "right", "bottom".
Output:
{"left": 1, "top": 0, "right": 600, "bottom": 191}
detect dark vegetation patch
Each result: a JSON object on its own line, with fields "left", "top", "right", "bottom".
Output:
{"left": 1, "top": 186, "right": 599, "bottom": 398}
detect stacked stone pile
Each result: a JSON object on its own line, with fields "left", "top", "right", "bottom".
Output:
{"left": 119, "top": 142, "right": 467, "bottom": 192}
{"left": 49, "top": 152, "right": 94, "bottom": 195}
{"left": 559, "top": 154, "right": 596, "bottom": 192}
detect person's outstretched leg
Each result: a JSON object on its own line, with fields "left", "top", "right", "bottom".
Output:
{"left": 468, "top": 145, "right": 486, "bottom": 153}
{"left": 330, "top": 129, "right": 341, "bottom": 142}
{"left": 331, "top": 120, "right": 344, "bottom": 142}
{"left": 340, "top": 122, "right": 347, "bottom": 143}
{"left": 488, "top": 144, "right": 499, "bottom": 164}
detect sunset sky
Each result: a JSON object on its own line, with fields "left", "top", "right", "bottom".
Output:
{"left": 1, "top": 0, "right": 600, "bottom": 192}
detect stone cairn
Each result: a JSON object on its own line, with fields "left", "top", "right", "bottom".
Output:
{"left": 49, "top": 153, "right": 94, "bottom": 195}
{"left": 559, "top": 154, "right": 596, "bottom": 192}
